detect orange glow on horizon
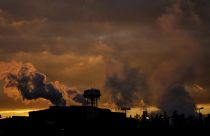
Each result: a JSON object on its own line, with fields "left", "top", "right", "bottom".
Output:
{"left": 0, "top": 109, "right": 42, "bottom": 118}
{"left": 1, "top": 104, "right": 210, "bottom": 119}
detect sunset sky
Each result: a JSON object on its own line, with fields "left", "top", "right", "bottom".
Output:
{"left": 0, "top": 0, "right": 210, "bottom": 116}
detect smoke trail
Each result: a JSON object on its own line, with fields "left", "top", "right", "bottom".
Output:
{"left": 0, "top": 61, "right": 83, "bottom": 106}
{"left": 67, "top": 90, "right": 84, "bottom": 103}
{"left": 105, "top": 62, "right": 148, "bottom": 107}
{"left": 150, "top": 0, "right": 202, "bottom": 114}
{"left": 159, "top": 84, "right": 196, "bottom": 115}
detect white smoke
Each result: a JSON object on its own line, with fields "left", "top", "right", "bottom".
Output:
{"left": 0, "top": 61, "right": 83, "bottom": 106}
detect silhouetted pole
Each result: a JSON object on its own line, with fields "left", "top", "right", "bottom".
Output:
{"left": 196, "top": 107, "right": 204, "bottom": 120}
{"left": 198, "top": 107, "right": 204, "bottom": 114}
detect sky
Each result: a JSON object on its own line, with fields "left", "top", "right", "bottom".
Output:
{"left": 0, "top": 0, "right": 210, "bottom": 115}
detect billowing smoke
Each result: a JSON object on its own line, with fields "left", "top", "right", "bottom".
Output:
{"left": 105, "top": 63, "right": 148, "bottom": 107}
{"left": 159, "top": 84, "right": 196, "bottom": 115}
{"left": 148, "top": 0, "right": 203, "bottom": 114}
{"left": 105, "top": 0, "right": 203, "bottom": 114}
{"left": 67, "top": 90, "right": 84, "bottom": 104}
{"left": 0, "top": 0, "right": 208, "bottom": 115}
{"left": 0, "top": 61, "right": 83, "bottom": 106}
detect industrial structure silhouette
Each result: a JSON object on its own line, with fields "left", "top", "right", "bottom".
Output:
{"left": 0, "top": 88, "right": 210, "bottom": 135}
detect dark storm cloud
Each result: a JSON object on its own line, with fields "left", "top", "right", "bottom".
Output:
{"left": 159, "top": 84, "right": 196, "bottom": 115}
{"left": 0, "top": 0, "right": 208, "bottom": 55}
{"left": 0, "top": 0, "right": 171, "bottom": 22}
{"left": 0, "top": 0, "right": 173, "bottom": 55}
{"left": 0, "top": 0, "right": 210, "bottom": 109}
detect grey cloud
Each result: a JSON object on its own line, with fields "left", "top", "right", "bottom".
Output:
{"left": 159, "top": 84, "right": 196, "bottom": 115}
{"left": 105, "top": 62, "right": 148, "bottom": 107}
{"left": 0, "top": 0, "right": 210, "bottom": 109}
{"left": 0, "top": 0, "right": 171, "bottom": 22}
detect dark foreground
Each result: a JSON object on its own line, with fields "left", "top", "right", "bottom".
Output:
{"left": 0, "top": 106, "right": 210, "bottom": 135}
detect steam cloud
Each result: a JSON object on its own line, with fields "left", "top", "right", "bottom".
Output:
{"left": 105, "top": 63, "right": 148, "bottom": 107}
{"left": 151, "top": 0, "right": 201, "bottom": 115}
{"left": 105, "top": 0, "right": 204, "bottom": 115}
{"left": 159, "top": 85, "right": 196, "bottom": 115}
{"left": 0, "top": 0, "right": 209, "bottom": 115}
{"left": 0, "top": 61, "right": 83, "bottom": 106}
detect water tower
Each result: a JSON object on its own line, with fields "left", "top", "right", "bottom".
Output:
{"left": 83, "top": 88, "right": 101, "bottom": 107}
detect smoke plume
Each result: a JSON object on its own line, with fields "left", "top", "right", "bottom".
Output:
{"left": 67, "top": 90, "right": 84, "bottom": 104}
{"left": 148, "top": 0, "right": 203, "bottom": 114}
{"left": 105, "top": 63, "right": 148, "bottom": 107}
{"left": 0, "top": 0, "right": 209, "bottom": 114}
{"left": 159, "top": 84, "right": 196, "bottom": 115}
{"left": 105, "top": 0, "right": 203, "bottom": 114}
{"left": 0, "top": 61, "right": 83, "bottom": 106}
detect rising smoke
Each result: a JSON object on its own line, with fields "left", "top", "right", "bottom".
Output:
{"left": 0, "top": 0, "right": 208, "bottom": 115}
{"left": 105, "top": 0, "right": 203, "bottom": 115}
{"left": 151, "top": 0, "right": 202, "bottom": 114}
{"left": 159, "top": 84, "right": 196, "bottom": 115}
{"left": 0, "top": 61, "right": 83, "bottom": 106}
{"left": 105, "top": 63, "right": 148, "bottom": 107}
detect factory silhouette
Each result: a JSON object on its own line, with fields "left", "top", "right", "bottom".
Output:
{"left": 0, "top": 88, "right": 210, "bottom": 135}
